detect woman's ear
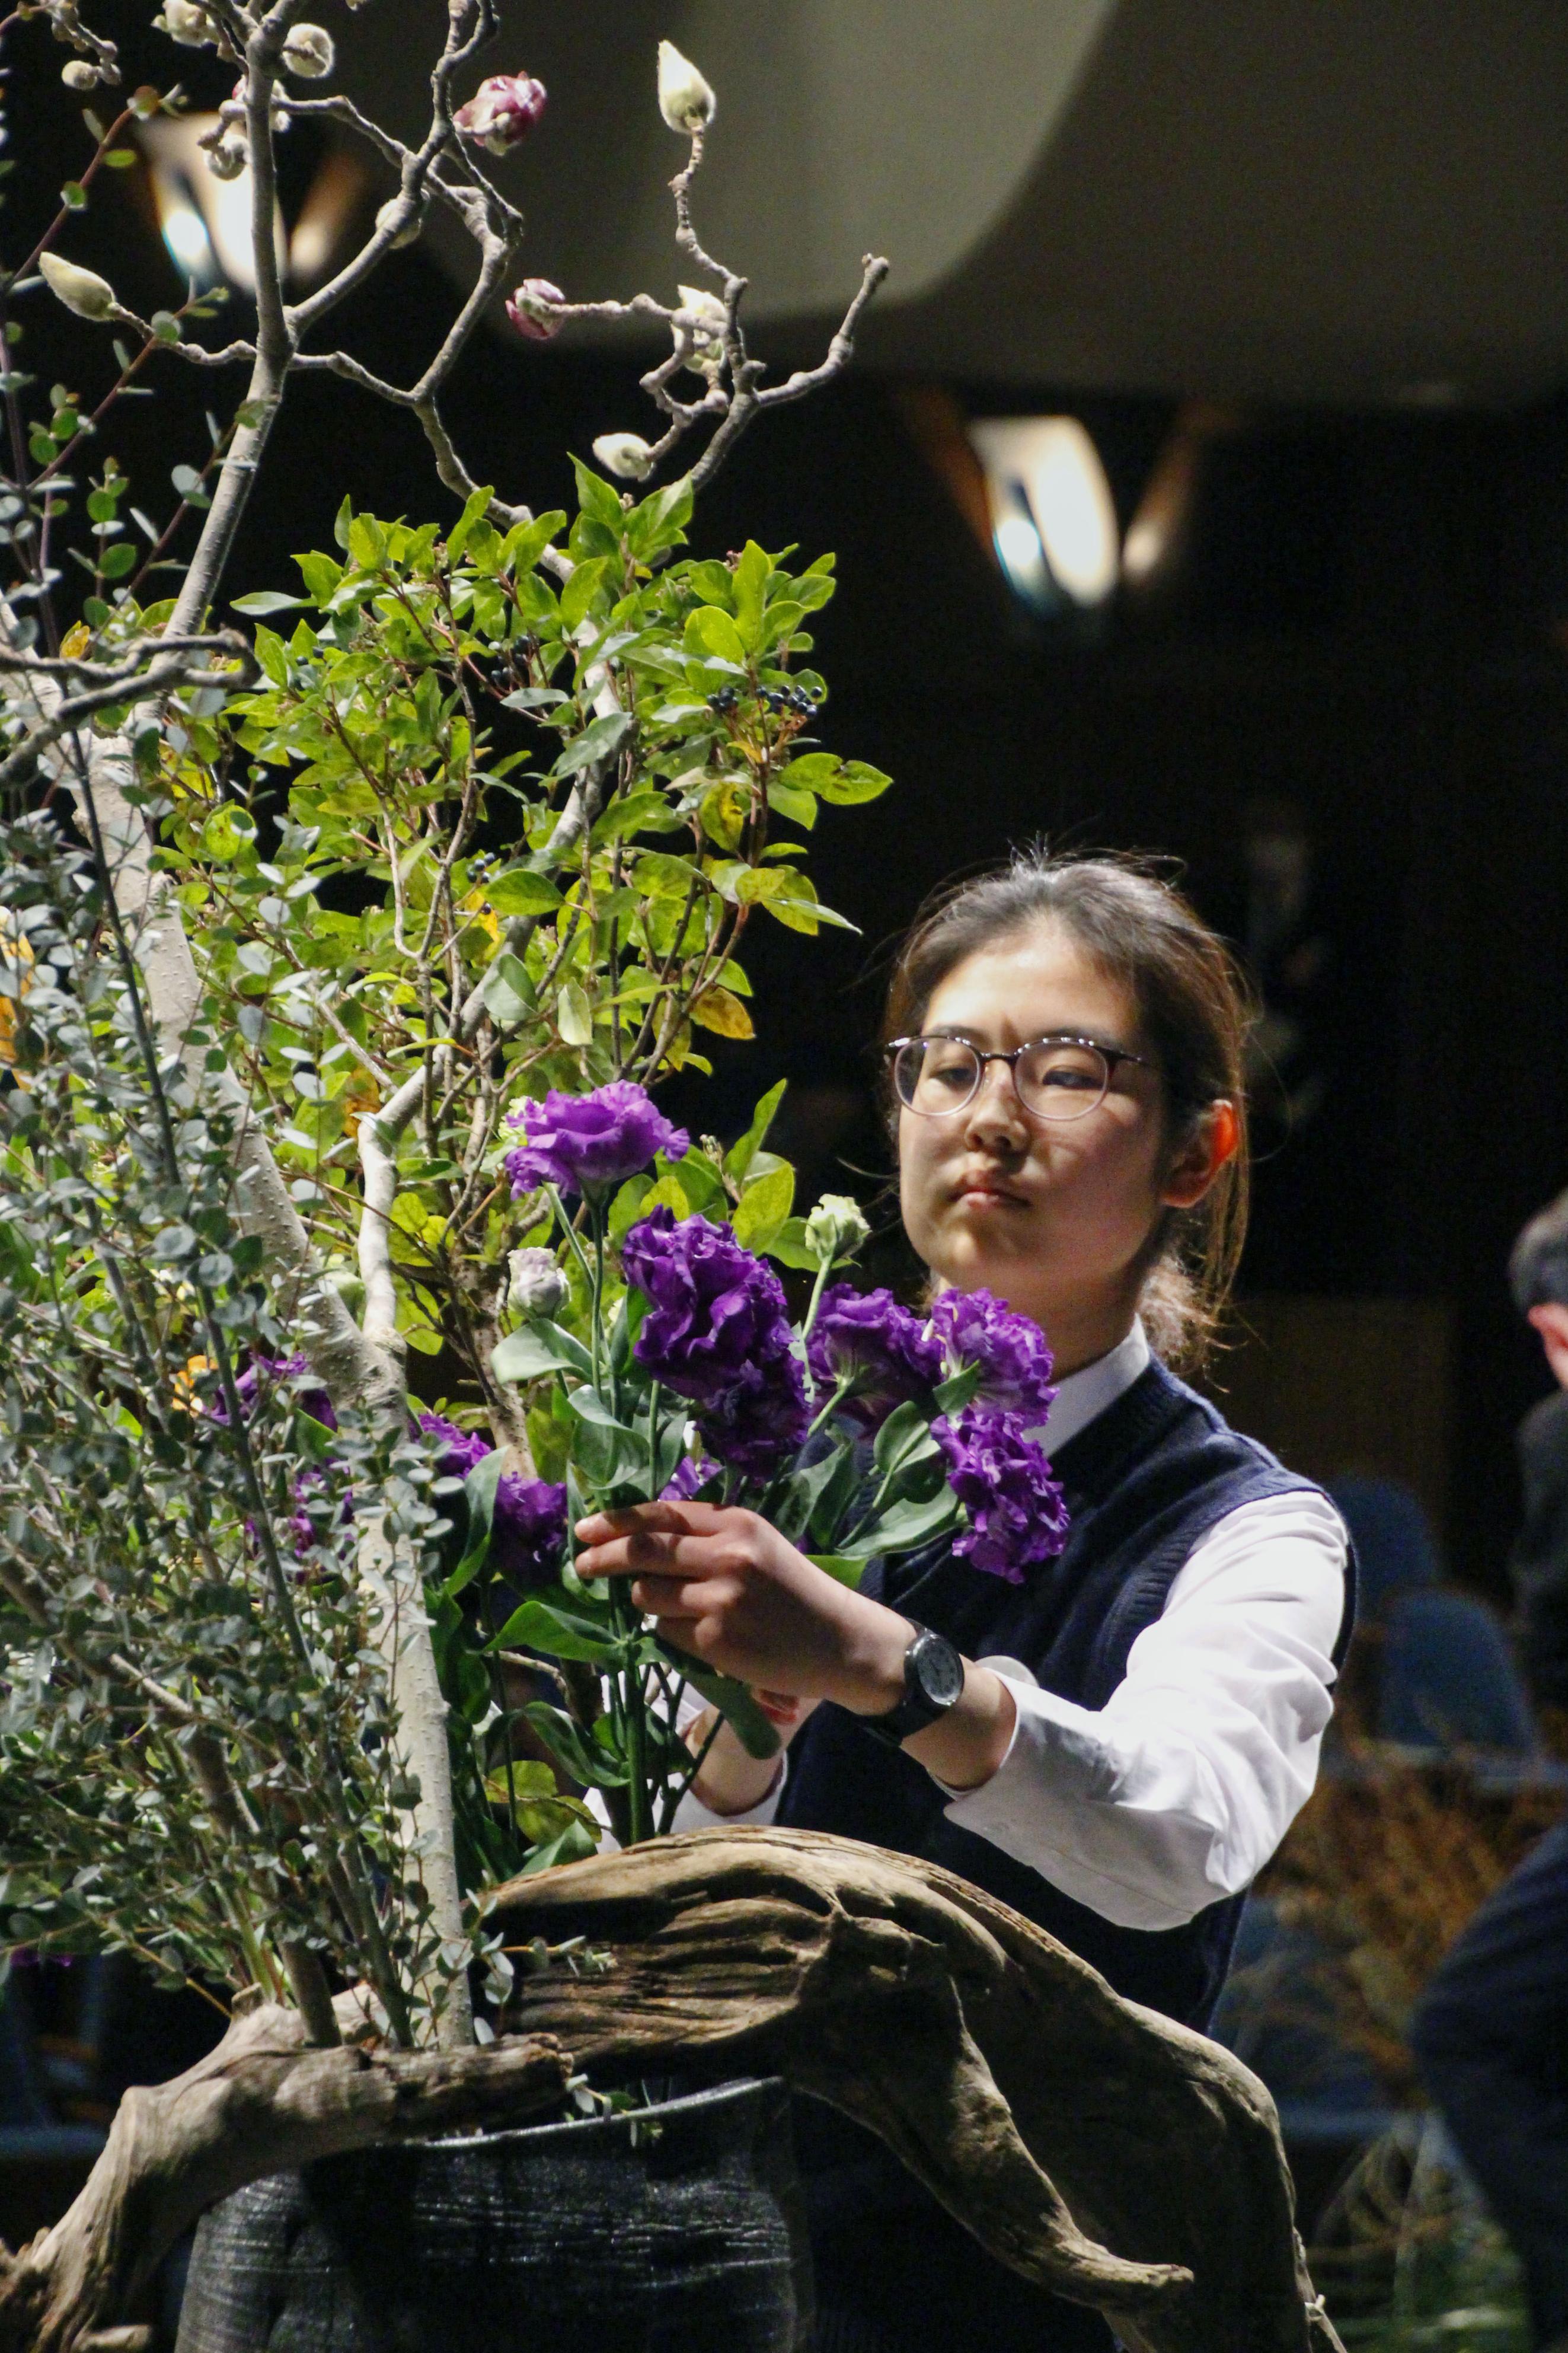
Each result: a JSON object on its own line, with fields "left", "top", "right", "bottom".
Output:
{"left": 1161, "top": 1099, "right": 1239, "bottom": 1211}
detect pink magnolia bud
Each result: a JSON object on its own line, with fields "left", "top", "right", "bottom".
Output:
{"left": 454, "top": 72, "right": 547, "bottom": 156}
{"left": 505, "top": 277, "right": 566, "bottom": 341}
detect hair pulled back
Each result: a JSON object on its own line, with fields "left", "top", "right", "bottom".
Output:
{"left": 883, "top": 847, "right": 1252, "bottom": 1376}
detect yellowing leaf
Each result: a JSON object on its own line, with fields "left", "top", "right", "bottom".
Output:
{"left": 690, "top": 984, "right": 754, "bottom": 1040}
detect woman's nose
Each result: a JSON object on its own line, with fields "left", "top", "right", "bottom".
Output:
{"left": 963, "top": 1059, "right": 1027, "bottom": 1146}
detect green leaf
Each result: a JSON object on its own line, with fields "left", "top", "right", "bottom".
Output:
{"left": 490, "top": 1597, "right": 618, "bottom": 1665}
{"left": 690, "top": 984, "right": 753, "bottom": 1040}
{"left": 684, "top": 604, "right": 748, "bottom": 667}
{"left": 844, "top": 1488, "right": 963, "bottom": 1560}
{"left": 483, "top": 868, "right": 563, "bottom": 919}
{"left": 520, "top": 1700, "right": 630, "bottom": 1789}
{"left": 445, "top": 484, "right": 494, "bottom": 566}
{"left": 608, "top": 1173, "right": 653, "bottom": 1244}
{"left": 552, "top": 707, "right": 632, "bottom": 780}
{"left": 479, "top": 952, "right": 535, "bottom": 1026}
{"left": 491, "top": 1320, "right": 593, "bottom": 1385}
{"left": 933, "top": 1362, "right": 983, "bottom": 1415}
{"left": 724, "top": 1078, "right": 786, "bottom": 1184}
{"left": 730, "top": 541, "right": 770, "bottom": 649}
{"left": 445, "top": 1447, "right": 503, "bottom": 1596}
{"left": 762, "top": 1216, "right": 819, "bottom": 1272}
{"left": 99, "top": 543, "right": 136, "bottom": 580}
{"left": 656, "top": 1650, "right": 782, "bottom": 1761}
{"left": 232, "top": 590, "right": 305, "bottom": 615}
{"left": 873, "top": 1398, "right": 939, "bottom": 1481}
{"left": 557, "top": 981, "right": 593, "bottom": 1045}
{"left": 347, "top": 513, "right": 387, "bottom": 570}
{"left": 571, "top": 457, "right": 626, "bottom": 535}
{"left": 519, "top": 1816, "right": 600, "bottom": 1874}
{"left": 807, "top": 1554, "right": 868, "bottom": 1590}
{"left": 765, "top": 779, "right": 817, "bottom": 830}
{"left": 730, "top": 1161, "right": 794, "bottom": 1251}
{"left": 589, "top": 790, "right": 684, "bottom": 845}
{"left": 558, "top": 555, "right": 611, "bottom": 631}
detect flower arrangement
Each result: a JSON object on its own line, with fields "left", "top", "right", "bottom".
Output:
{"left": 442, "top": 1075, "right": 1072, "bottom": 1851}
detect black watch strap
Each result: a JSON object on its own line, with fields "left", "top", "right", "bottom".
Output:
{"left": 861, "top": 1622, "right": 966, "bottom": 1748}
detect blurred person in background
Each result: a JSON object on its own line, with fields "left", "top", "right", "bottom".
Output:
{"left": 1410, "top": 1189, "right": 1568, "bottom": 2351}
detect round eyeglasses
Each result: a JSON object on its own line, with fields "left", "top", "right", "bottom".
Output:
{"left": 886, "top": 1033, "right": 1151, "bottom": 1124}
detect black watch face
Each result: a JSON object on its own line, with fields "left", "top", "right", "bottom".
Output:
{"left": 911, "top": 1631, "right": 965, "bottom": 1711}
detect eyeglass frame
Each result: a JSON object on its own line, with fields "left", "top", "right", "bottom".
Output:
{"left": 883, "top": 1031, "right": 1154, "bottom": 1124}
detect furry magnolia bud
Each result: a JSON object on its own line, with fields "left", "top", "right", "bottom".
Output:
{"left": 281, "top": 22, "right": 334, "bottom": 77}
{"left": 507, "top": 1246, "right": 569, "bottom": 1320}
{"left": 592, "top": 432, "right": 654, "bottom": 482}
{"left": 61, "top": 59, "right": 100, "bottom": 90}
{"left": 454, "top": 72, "right": 547, "bottom": 155}
{"left": 657, "top": 40, "right": 716, "bottom": 134}
{"left": 157, "top": 1, "right": 216, "bottom": 47}
{"left": 506, "top": 276, "right": 566, "bottom": 340}
{"left": 206, "top": 133, "right": 248, "bottom": 180}
{"left": 375, "top": 195, "right": 424, "bottom": 249}
{"left": 39, "top": 251, "right": 118, "bottom": 320}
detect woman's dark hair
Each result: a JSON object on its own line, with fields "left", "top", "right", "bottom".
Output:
{"left": 1510, "top": 1190, "right": 1568, "bottom": 1315}
{"left": 882, "top": 848, "right": 1253, "bottom": 1376}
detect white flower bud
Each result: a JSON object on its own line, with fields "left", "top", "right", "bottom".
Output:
{"left": 38, "top": 251, "right": 119, "bottom": 321}
{"left": 157, "top": 1, "right": 216, "bottom": 47}
{"left": 592, "top": 431, "right": 655, "bottom": 482}
{"left": 61, "top": 59, "right": 100, "bottom": 90}
{"left": 804, "top": 1193, "right": 871, "bottom": 1266}
{"left": 508, "top": 1246, "right": 568, "bottom": 1319}
{"left": 657, "top": 40, "right": 716, "bottom": 135}
{"left": 675, "top": 282, "right": 726, "bottom": 371}
{"left": 281, "top": 21, "right": 334, "bottom": 77}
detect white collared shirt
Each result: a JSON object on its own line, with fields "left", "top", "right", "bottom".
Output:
{"left": 672, "top": 1319, "right": 1349, "bottom": 1931}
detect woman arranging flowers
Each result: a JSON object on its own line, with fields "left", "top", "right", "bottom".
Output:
{"left": 569, "top": 849, "right": 1355, "bottom": 2353}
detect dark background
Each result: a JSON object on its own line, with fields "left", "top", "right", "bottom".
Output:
{"left": 15, "top": 27, "right": 1568, "bottom": 1599}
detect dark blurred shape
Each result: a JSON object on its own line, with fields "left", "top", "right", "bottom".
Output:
{"left": 1378, "top": 1589, "right": 1538, "bottom": 1756}
{"left": 1328, "top": 1477, "right": 1441, "bottom": 1626}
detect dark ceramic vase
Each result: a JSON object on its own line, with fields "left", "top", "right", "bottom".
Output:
{"left": 175, "top": 2076, "right": 812, "bottom": 2353}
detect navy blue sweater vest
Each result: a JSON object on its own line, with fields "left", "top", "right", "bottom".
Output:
{"left": 777, "top": 1355, "right": 1355, "bottom": 2033}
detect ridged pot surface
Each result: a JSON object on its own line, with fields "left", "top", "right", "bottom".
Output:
{"left": 175, "top": 2075, "right": 811, "bottom": 2353}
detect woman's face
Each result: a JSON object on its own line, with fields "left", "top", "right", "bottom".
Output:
{"left": 898, "top": 922, "right": 1204, "bottom": 1361}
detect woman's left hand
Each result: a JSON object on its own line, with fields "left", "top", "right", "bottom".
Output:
{"left": 572, "top": 1499, "right": 908, "bottom": 1713}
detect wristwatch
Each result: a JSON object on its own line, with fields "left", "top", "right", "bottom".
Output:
{"left": 861, "top": 1621, "right": 966, "bottom": 1748}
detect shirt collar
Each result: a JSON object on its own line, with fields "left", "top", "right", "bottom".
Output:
{"left": 1030, "top": 1318, "right": 1150, "bottom": 1454}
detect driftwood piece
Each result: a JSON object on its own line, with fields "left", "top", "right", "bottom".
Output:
{"left": 491, "top": 1826, "right": 1346, "bottom": 2353}
{"left": 0, "top": 2000, "right": 572, "bottom": 2353}
{"left": 0, "top": 1829, "right": 1345, "bottom": 2353}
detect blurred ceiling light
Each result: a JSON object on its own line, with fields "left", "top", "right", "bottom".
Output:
{"left": 141, "top": 114, "right": 283, "bottom": 293}
{"left": 969, "top": 416, "right": 1119, "bottom": 609}
{"left": 1122, "top": 404, "right": 1240, "bottom": 591}
{"left": 139, "top": 117, "right": 370, "bottom": 294}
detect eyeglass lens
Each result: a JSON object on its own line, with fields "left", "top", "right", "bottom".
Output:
{"left": 893, "top": 1037, "right": 1111, "bottom": 1123}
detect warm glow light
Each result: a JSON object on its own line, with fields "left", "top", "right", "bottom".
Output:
{"left": 140, "top": 115, "right": 286, "bottom": 293}
{"left": 970, "top": 416, "right": 1120, "bottom": 608}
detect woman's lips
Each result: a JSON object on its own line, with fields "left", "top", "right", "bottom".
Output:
{"left": 953, "top": 1173, "right": 1028, "bottom": 1206}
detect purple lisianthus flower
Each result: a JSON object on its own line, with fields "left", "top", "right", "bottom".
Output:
{"left": 492, "top": 1474, "right": 569, "bottom": 1590}
{"left": 928, "top": 1290, "right": 1057, "bottom": 1424}
{"left": 214, "top": 1352, "right": 337, "bottom": 1432}
{"left": 807, "top": 1283, "right": 943, "bottom": 1432}
{"left": 623, "top": 1207, "right": 809, "bottom": 1476}
{"left": 934, "top": 1407, "right": 1070, "bottom": 1583}
{"left": 417, "top": 1410, "right": 493, "bottom": 1481}
{"left": 694, "top": 1362, "right": 810, "bottom": 1480}
{"left": 505, "top": 1080, "right": 689, "bottom": 1201}
{"left": 662, "top": 1453, "right": 720, "bottom": 1501}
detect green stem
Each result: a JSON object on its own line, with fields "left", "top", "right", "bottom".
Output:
{"left": 799, "top": 1252, "right": 836, "bottom": 1347}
